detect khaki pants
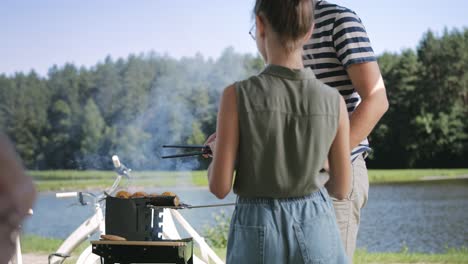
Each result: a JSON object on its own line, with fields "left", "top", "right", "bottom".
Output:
{"left": 331, "top": 155, "right": 369, "bottom": 262}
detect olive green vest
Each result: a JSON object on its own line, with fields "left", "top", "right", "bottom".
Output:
{"left": 234, "top": 64, "right": 341, "bottom": 198}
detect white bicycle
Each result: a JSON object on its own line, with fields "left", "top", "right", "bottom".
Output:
{"left": 15, "top": 155, "right": 223, "bottom": 264}
{"left": 48, "top": 155, "right": 130, "bottom": 264}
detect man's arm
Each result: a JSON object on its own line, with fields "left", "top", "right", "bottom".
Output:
{"left": 347, "top": 61, "right": 388, "bottom": 150}
{"left": 329, "top": 8, "right": 389, "bottom": 150}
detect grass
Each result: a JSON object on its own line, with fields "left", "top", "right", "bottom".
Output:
{"left": 20, "top": 235, "right": 468, "bottom": 263}
{"left": 30, "top": 169, "right": 468, "bottom": 192}
{"left": 20, "top": 235, "right": 63, "bottom": 253}
{"left": 193, "top": 246, "right": 227, "bottom": 262}
{"left": 20, "top": 235, "right": 87, "bottom": 263}
{"left": 197, "top": 246, "right": 468, "bottom": 263}
{"left": 30, "top": 170, "right": 206, "bottom": 192}
{"left": 354, "top": 248, "right": 468, "bottom": 263}
{"left": 367, "top": 169, "right": 468, "bottom": 184}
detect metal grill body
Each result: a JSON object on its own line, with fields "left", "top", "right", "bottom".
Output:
{"left": 91, "top": 239, "right": 193, "bottom": 264}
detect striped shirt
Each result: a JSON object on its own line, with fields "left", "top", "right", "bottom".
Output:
{"left": 303, "top": 0, "right": 376, "bottom": 161}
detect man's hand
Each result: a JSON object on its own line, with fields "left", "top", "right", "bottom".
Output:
{"left": 203, "top": 133, "right": 216, "bottom": 158}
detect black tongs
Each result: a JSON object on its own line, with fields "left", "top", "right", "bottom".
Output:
{"left": 161, "top": 144, "right": 212, "bottom": 159}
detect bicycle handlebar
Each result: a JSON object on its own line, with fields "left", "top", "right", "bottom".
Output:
{"left": 54, "top": 155, "right": 131, "bottom": 204}
{"left": 56, "top": 192, "right": 78, "bottom": 198}
{"left": 112, "top": 155, "right": 131, "bottom": 179}
{"left": 112, "top": 155, "right": 121, "bottom": 168}
{"left": 97, "top": 155, "right": 131, "bottom": 199}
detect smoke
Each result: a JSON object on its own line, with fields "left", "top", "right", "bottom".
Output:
{"left": 108, "top": 48, "right": 254, "bottom": 171}
{"left": 135, "top": 78, "right": 199, "bottom": 171}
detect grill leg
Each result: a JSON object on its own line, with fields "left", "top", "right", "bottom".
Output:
{"left": 180, "top": 256, "right": 193, "bottom": 264}
{"left": 102, "top": 260, "right": 129, "bottom": 264}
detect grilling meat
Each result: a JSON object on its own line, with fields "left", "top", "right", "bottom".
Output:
{"left": 161, "top": 191, "right": 177, "bottom": 196}
{"left": 116, "top": 190, "right": 131, "bottom": 199}
{"left": 131, "top": 191, "right": 148, "bottom": 198}
{"left": 149, "top": 196, "right": 180, "bottom": 206}
{"left": 100, "top": 234, "right": 127, "bottom": 241}
{"left": 114, "top": 190, "right": 180, "bottom": 206}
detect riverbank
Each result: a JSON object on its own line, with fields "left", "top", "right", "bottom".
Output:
{"left": 30, "top": 169, "right": 468, "bottom": 192}
{"left": 20, "top": 235, "right": 468, "bottom": 263}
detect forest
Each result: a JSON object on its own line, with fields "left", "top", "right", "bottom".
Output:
{"left": 0, "top": 28, "right": 466, "bottom": 169}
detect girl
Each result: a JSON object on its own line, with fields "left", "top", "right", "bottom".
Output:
{"left": 207, "top": 0, "right": 350, "bottom": 262}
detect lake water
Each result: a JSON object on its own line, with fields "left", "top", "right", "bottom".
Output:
{"left": 24, "top": 180, "right": 468, "bottom": 253}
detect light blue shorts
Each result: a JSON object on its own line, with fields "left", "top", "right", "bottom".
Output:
{"left": 226, "top": 188, "right": 349, "bottom": 264}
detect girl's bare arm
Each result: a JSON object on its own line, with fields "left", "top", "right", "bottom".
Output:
{"left": 326, "top": 98, "right": 351, "bottom": 199}
{"left": 207, "top": 84, "right": 239, "bottom": 199}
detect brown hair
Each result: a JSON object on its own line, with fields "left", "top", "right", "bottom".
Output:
{"left": 254, "top": 0, "right": 314, "bottom": 52}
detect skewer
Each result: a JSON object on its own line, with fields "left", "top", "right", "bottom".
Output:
{"left": 162, "top": 145, "right": 207, "bottom": 149}
{"left": 161, "top": 144, "right": 212, "bottom": 159}
{"left": 147, "top": 203, "right": 236, "bottom": 210}
{"left": 161, "top": 152, "right": 207, "bottom": 159}
{"left": 185, "top": 203, "right": 236, "bottom": 209}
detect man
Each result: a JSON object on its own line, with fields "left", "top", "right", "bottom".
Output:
{"left": 0, "top": 134, "right": 36, "bottom": 264}
{"left": 303, "top": 0, "right": 388, "bottom": 260}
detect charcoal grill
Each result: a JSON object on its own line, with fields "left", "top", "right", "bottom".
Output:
{"left": 95, "top": 155, "right": 231, "bottom": 263}
{"left": 105, "top": 195, "right": 182, "bottom": 241}
{"left": 97, "top": 196, "right": 192, "bottom": 263}
{"left": 91, "top": 238, "right": 193, "bottom": 264}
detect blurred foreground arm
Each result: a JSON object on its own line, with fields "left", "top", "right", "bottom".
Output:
{"left": 0, "top": 134, "right": 36, "bottom": 263}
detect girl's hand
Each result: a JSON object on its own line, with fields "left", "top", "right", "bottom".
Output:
{"left": 322, "top": 159, "right": 330, "bottom": 172}
{"left": 203, "top": 133, "right": 216, "bottom": 158}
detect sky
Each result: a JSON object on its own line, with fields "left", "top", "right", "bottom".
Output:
{"left": 1, "top": 0, "right": 467, "bottom": 76}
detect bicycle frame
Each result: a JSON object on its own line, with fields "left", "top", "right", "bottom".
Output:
{"left": 9, "top": 232, "right": 23, "bottom": 264}
{"left": 9, "top": 210, "right": 33, "bottom": 264}
{"left": 48, "top": 199, "right": 104, "bottom": 264}
{"left": 49, "top": 156, "right": 128, "bottom": 264}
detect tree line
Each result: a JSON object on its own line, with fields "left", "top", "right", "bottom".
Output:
{"left": 0, "top": 28, "right": 466, "bottom": 170}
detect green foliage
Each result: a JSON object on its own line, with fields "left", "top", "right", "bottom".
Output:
{"left": 203, "top": 210, "right": 231, "bottom": 248}
{"left": 0, "top": 48, "right": 263, "bottom": 169}
{"left": 369, "top": 27, "right": 467, "bottom": 168}
{"left": 187, "top": 122, "right": 206, "bottom": 145}
{"left": 80, "top": 99, "right": 105, "bottom": 155}
{"left": 1, "top": 28, "right": 467, "bottom": 169}
{"left": 1, "top": 72, "right": 49, "bottom": 168}
{"left": 408, "top": 28, "right": 468, "bottom": 167}
{"left": 372, "top": 50, "right": 422, "bottom": 167}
